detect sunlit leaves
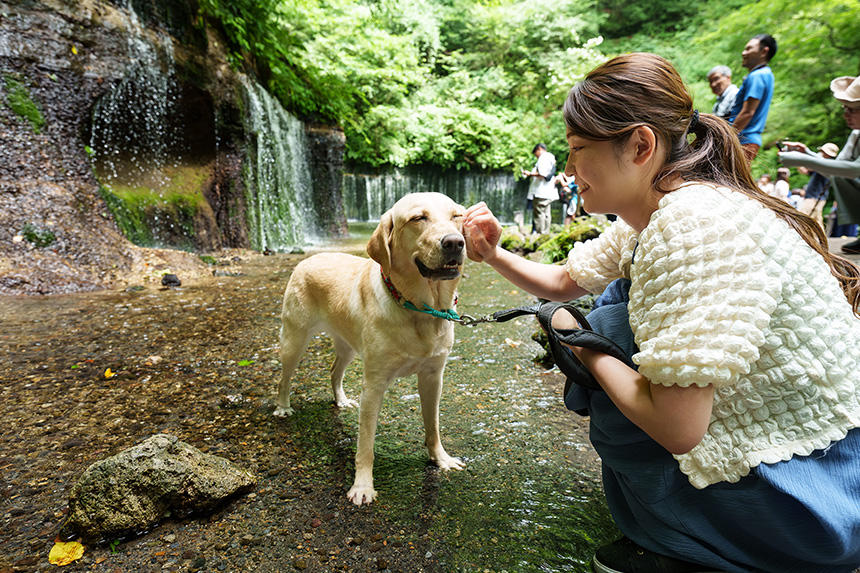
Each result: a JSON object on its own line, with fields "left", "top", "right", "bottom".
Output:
{"left": 200, "top": 0, "right": 604, "bottom": 170}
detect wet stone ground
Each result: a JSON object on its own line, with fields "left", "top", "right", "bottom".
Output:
{"left": 1, "top": 228, "right": 619, "bottom": 573}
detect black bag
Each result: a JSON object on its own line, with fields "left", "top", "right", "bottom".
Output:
{"left": 490, "top": 302, "right": 636, "bottom": 409}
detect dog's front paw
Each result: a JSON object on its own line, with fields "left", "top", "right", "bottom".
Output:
{"left": 433, "top": 453, "right": 466, "bottom": 471}
{"left": 336, "top": 397, "right": 359, "bottom": 409}
{"left": 273, "top": 405, "right": 294, "bottom": 417}
{"left": 346, "top": 483, "right": 377, "bottom": 506}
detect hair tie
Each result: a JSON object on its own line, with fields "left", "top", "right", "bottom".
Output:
{"left": 689, "top": 109, "right": 700, "bottom": 131}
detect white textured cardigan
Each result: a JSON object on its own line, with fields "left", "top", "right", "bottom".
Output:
{"left": 564, "top": 183, "right": 860, "bottom": 488}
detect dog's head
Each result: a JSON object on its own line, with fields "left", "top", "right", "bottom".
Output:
{"left": 367, "top": 192, "right": 466, "bottom": 281}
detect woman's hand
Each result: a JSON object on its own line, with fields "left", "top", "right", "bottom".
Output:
{"left": 464, "top": 202, "right": 502, "bottom": 263}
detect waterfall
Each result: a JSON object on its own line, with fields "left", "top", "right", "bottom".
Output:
{"left": 241, "top": 78, "right": 319, "bottom": 251}
{"left": 89, "top": 4, "right": 179, "bottom": 185}
{"left": 342, "top": 168, "right": 529, "bottom": 223}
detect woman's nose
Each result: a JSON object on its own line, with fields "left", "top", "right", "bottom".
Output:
{"left": 565, "top": 154, "right": 576, "bottom": 177}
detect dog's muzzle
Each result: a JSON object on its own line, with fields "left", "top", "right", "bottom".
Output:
{"left": 415, "top": 233, "right": 465, "bottom": 280}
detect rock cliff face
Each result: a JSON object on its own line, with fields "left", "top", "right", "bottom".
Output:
{"left": 0, "top": 0, "right": 347, "bottom": 295}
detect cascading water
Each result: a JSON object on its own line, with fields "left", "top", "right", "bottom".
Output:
{"left": 342, "top": 169, "right": 529, "bottom": 223}
{"left": 87, "top": 2, "right": 205, "bottom": 249}
{"left": 89, "top": 3, "right": 179, "bottom": 186}
{"left": 241, "top": 78, "right": 319, "bottom": 251}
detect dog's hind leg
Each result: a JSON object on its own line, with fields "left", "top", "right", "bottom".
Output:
{"left": 330, "top": 335, "right": 359, "bottom": 409}
{"left": 275, "top": 318, "right": 314, "bottom": 418}
{"left": 418, "top": 361, "right": 465, "bottom": 471}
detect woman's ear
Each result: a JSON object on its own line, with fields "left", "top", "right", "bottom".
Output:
{"left": 628, "top": 125, "right": 658, "bottom": 166}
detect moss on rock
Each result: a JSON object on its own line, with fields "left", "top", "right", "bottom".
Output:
{"left": 3, "top": 74, "right": 45, "bottom": 133}
{"left": 98, "top": 164, "right": 213, "bottom": 249}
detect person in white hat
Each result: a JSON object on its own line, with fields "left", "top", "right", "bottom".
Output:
{"left": 780, "top": 75, "right": 860, "bottom": 253}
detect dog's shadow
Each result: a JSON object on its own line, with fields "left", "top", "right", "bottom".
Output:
{"left": 267, "top": 399, "right": 445, "bottom": 507}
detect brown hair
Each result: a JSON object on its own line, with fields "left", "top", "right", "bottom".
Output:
{"left": 562, "top": 52, "right": 860, "bottom": 315}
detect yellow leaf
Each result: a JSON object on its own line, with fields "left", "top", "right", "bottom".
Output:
{"left": 71, "top": 45, "right": 78, "bottom": 55}
{"left": 104, "top": 368, "right": 115, "bottom": 379}
{"left": 49, "top": 540, "right": 84, "bottom": 566}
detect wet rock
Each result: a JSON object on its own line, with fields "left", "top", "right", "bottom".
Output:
{"left": 161, "top": 273, "right": 181, "bottom": 287}
{"left": 61, "top": 434, "right": 256, "bottom": 541}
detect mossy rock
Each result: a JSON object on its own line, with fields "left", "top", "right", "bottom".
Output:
{"left": 538, "top": 215, "right": 611, "bottom": 263}
{"left": 98, "top": 164, "right": 213, "bottom": 249}
{"left": 3, "top": 74, "right": 45, "bottom": 133}
{"left": 20, "top": 223, "right": 56, "bottom": 247}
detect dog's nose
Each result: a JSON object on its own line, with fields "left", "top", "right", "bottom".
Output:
{"left": 440, "top": 233, "right": 465, "bottom": 253}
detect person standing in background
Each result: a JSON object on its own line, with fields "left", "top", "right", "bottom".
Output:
{"left": 522, "top": 143, "right": 557, "bottom": 234}
{"left": 793, "top": 142, "right": 839, "bottom": 229}
{"left": 757, "top": 173, "right": 774, "bottom": 195}
{"left": 774, "top": 167, "right": 791, "bottom": 202}
{"left": 729, "top": 34, "right": 777, "bottom": 162}
{"left": 707, "top": 65, "right": 739, "bottom": 120}
{"left": 780, "top": 75, "right": 860, "bottom": 253}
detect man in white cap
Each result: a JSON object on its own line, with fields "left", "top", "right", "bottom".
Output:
{"left": 780, "top": 75, "right": 860, "bottom": 253}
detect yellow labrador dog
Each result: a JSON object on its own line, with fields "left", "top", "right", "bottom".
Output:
{"left": 275, "top": 192, "right": 467, "bottom": 505}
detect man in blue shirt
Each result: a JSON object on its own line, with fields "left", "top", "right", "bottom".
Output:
{"left": 729, "top": 34, "right": 777, "bottom": 162}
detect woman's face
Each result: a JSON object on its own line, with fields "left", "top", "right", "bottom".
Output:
{"left": 563, "top": 128, "right": 644, "bottom": 217}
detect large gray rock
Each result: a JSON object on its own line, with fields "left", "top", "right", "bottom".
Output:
{"left": 61, "top": 434, "right": 256, "bottom": 541}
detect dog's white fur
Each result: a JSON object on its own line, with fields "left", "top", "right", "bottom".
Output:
{"left": 276, "top": 192, "right": 467, "bottom": 505}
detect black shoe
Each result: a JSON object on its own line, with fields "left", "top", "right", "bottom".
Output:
{"left": 592, "top": 537, "right": 724, "bottom": 573}
{"left": 842, "top": 238, "right": 860, "bottom": 255}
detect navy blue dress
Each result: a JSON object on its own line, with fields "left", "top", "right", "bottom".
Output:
{"left": 566, "top": 279, "right": 860, "bottom": 573}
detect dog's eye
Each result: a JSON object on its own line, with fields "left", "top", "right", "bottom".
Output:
{"left": 410, "top": 214, "right": 428, "bottom": 223}
{"left": 452, "top": 214, "right": 464, "bottom": 220}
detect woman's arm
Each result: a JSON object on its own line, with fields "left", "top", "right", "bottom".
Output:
{"left": 550, "top": 305, "right": 714, "bottom": 454}
{"left": 577, "top": 348, "right": 714, "bottom": 454}
{"left": 484, "top": 246, "right": 588, "bottom": 301}
{"left": 464, "top": 202, "right": 587, "bottom": 301}
{"left": 731, "top": 98, "right": 759, "bottom": 132}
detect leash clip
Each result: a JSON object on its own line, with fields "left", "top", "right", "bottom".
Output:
{"left": 455, "top": 313, "right": 496, "bottom": 327}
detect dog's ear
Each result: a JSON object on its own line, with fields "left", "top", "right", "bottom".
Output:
{"left": 367, "top": 209, "right": 394, "bottom": 276}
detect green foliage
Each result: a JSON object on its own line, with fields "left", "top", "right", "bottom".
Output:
{"left": 20, "top": 223, "right": 56, "bottom": 248}
{"left": 99, "top": 180, "right": 206, "bottom": 248}
{"left": 199, "top": 0, "right": 857, "bottom": 174}
{"left": 497, "top": 215, "right": 608, "bottom": 261}
{"left": 3, "top": 75, "right": 45, "bottom": 133}
{"left": 597, "top": 0, "right": 706, "bottom": 38}
{"left": 538, "top": 216, "right": 610, "bottom": 263}
{"left": 602, "top": 0, "right": 859, "bottom": 175}
{"left": 499, "top": 226, "right": 551, "bottom": 253}
{"left": 199, "top": 0, "right": 604, "bottom": 170}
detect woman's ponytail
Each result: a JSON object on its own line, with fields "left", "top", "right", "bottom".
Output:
{"left": 563, "top": 52, "right": 860, "bottom": 316}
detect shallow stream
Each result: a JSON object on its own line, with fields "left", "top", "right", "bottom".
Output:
{"left": 1, "top": 224, "right": 618, "bottom": 572}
